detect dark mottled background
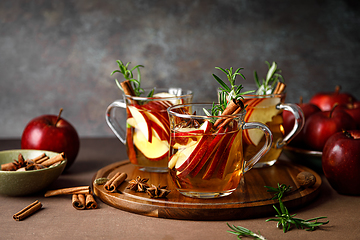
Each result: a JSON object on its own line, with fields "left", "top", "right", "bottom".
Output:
{"left": 1, "top": 0, "right": 360, "bottom": 139}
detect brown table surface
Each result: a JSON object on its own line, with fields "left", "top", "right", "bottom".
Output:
{"left": 0, "top": 138, "right": 359, "bottom": 240}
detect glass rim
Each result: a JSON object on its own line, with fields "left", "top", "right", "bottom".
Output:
{"left": 167, "top": 102, "right": 246, "bottom": 120}
{"left": 124, "top": 87, "right": 193, "bottom": 101}
{"left": 241, "top": 92, "right": 285, "bottom": 98}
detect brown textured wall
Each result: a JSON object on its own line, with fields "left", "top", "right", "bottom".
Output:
{"left": 1, "top": 0, "right": 360, "bottom": 138}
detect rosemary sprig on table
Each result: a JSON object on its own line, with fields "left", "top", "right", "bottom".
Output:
{"left": 264, "top": 183, "right": 329, "bottom": 233}
{"left": 227, "top": 183, "right": 329, "bottom": 238}
{"left": 111, "top": 60, "right": 154, "bottom": 97}
{"left": 207, "top": 66, "right": 254, "bottom": 116}
{"left": 227, "top": 223, "right": 267, "bottom": 240}
{"left": 254, "top": 61, "right": 284, "bottom": 95}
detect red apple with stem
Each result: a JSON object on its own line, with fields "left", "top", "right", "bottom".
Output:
{"left": 322, "top": 130, "right": 360, "bottom": 195}
{"left": 21, "top": 108, "right": 80, "bottom": 170}
{"left": 303, "top": 107, "right": 356, "bottom": 151}
{"left": 283, "top": 96, "right": 321, "bottom": 147}
{"left": 309, "top": 85, "right": 357, "bottom": 111}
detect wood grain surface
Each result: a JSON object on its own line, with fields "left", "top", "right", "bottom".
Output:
{"left": 92, "top": 160, "right": 321, "bottom": 220}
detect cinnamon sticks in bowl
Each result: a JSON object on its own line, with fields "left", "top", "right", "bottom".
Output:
{"left": 0, "top": 149, "right": 67, "bottom": 196}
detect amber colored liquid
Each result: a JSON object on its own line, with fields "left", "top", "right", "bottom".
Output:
{"left": 243, "top": 112, "right": 285, "bottom": 166}
{"left": 169, "top": 129, "right": 244, "bottom": 197}
{"left": 126, "top": 106, "right": 170, "bottom": 172}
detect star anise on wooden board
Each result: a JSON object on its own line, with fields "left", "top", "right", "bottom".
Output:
{"left": 146, "top": 184, "right": 171, "bottom": 198}
{"left": 126, "top": 176, "right": 150, "bottom": 192}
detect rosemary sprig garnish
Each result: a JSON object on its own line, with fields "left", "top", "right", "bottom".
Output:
{"left": 227, "top": 223, "right": 267, "bottom": 240}
{"left": 111, "top": 60, "right": 154, "bottom": 97}
{"left": 209, "top": 66, "right": 254, "bottom": 116}
{"left": 264, "top": 184, "right": 329, "bottom": 233}
{"left": 254, "top": 61, "right": 284, "bottom": 95}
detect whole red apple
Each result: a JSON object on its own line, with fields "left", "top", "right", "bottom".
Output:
{"left": 283, "top": 97, "right": 321, "bottom": 147}
{"left": 336, "top": 101, "right": 360, "bottom": 129}
{"left": 21, "top": 109, "right": 80, "bottom": 170}
{"left": 309, "top": 85, "right": 356, "bottom": 111}
{"left": 303, "top": 108, "right": 356, "bottom": 151}
{"left": 322, "top": 130, "right": 360, "bottom": 195}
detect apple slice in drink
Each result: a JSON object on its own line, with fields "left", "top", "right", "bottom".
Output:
{"left": 202, "top": 129, "right": 235, "bottom": 180}
{"left": 128, "top": 105, "right": 153, "bottom": 142}
{"left": 217, "top": 131, "right": 242, "bottom": 179}
{"left": 189, "top": 127, "right": 226, "bottom": 178}
{"left": 133, "top": 127, "right": 169, "bottom": 161}
{"left": 170, "top": 121, "right": 212, "bottom": 173}
{"left": 243, "top": 97, "right": 281, "bottom": 146}
{"left": 143, "top": 111, "right": 170, "bottom": 140}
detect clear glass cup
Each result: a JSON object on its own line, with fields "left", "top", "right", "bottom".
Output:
{"left": 242, "top": 93, "right": 304, "bottom": 168}
{"left": 105, "top": 88, "right": 193, "bottom": 172}
{"left": 167, "top": 103, "right": 273, "bottom": 198}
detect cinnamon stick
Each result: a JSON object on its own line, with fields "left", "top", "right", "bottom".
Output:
{"left": 213, "top": 99, "right": 244, "bottom": 128}
{"left": 41, "top": 152, "right": 66, "bottom": 167}
{"left": 120, "top": 80, "right": 136, "bottom": 96}
{"left": 1, "top": 162, "right": 17, "bottom": 171}
{"left": 85, "top": 194, "right": 98, "bottom": 209}
{"left": 13, "top": 200, "right": 42, "bottom": 221}
{"left": 44, "top": 186, "right": 91, "bottom": 197}
{"left": 104, "top": 172, "right": 127, "bottom": 192}
{"left": 273, "top": 82, "right": 286, "bottom": 94}
{"left": 72, "top": 194, "right": 86, "bottom": 210}
{"left": 34, "top": 156, "right": 50, "bottom": 164}
{"left": 30, "top": 153, "right": 47, "bottom": 163}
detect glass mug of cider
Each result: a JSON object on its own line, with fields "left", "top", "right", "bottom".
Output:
{"left": 242, "top": 93, "right": 304, "bottom": 168}
{"left": 105, "top": 88, "right": 193, "bottom": 172}
{"left": 167, "top": 103, "right": 273, "bottom": 198}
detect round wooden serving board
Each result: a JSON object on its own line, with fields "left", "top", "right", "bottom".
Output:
{"left": 92, "top": 160, "right": 321, "bottom": 220}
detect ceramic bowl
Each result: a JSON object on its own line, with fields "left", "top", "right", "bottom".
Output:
{"left": 283, "top": 145, "right": 323, "bottom": 173}
{"left": 0, "top": 149, "right": 67, "bottom": 196}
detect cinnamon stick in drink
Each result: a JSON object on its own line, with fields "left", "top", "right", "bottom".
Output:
{"left": 72, "top": 194, "right": 86, "bottom": 210}
{"left": 213, "top": 99, "right": 244, "bottom": 128}
{"left": 85, "top": 194, "right": 98, "bottom": 209}
{"left": 13, "top": 200, "right": 42, "bottom": 221}
{"left": 104, "top": 172, "right": 127, "bottom": 192}
{"left": 41, "top": 152, "right": 66, "bottom": 167}
{"left": 44, "top": 186, "right": 91, "bottom": 197}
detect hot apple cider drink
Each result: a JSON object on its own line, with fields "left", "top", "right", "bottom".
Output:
{"left": 242, "top": 61, "right": 304, "bottom": 168}
{"left": 106, "top": 60, "right": 193, "bottom": 172}
{"left": 167, "top": 67, "right": 272, "bottom": 198}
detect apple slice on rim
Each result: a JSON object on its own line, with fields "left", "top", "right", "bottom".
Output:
{"left": 128, "top": 105, "right": 153, "bottom": 142}
{"left": 153, "top": 92, "right": 181, "bottom": 105}
{"left": 133, "top": 127, "right": 169, "bottom": 161}
{"left": 243, "top": 97, "right": 281, "bottom": 146}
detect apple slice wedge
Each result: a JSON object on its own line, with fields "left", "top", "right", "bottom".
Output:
{"left": 128, "top": 105, "right": 153, "bottom": 142}
{"left": 133, "top": 127, "right": 169, "bottom": 161}
{"left": 202, "top": 129, "right": 235, "bottom": 180}
{"left": 243, "top": 97, "right": 281, "bottom": 146}
{"left": 189, "top": 127, "right": 226, "bottom": 178}
{"left": 216, "top": 131, "right": 242, "bottom": 179}
{"left": 170, "top": 121, "right": 212, "bottom": 174}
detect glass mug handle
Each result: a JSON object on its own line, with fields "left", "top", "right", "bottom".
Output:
{"left": 276, "top": 103, "right": 305, "bottom": 149}
{"left": 243, "top": 122, "right": 273, "bottom": 172}
{"left": 105, "top": 99, "right": 127, "bottom": 144}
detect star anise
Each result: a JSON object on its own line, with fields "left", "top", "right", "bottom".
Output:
{"left": 126, "top": 176, "right": 150, "bottom": 192}
{"left": 146, "top": 184, "right": 171, "bottom": 198}
{"left": 12, "top": 153, "right": 28, "bottom": 170}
